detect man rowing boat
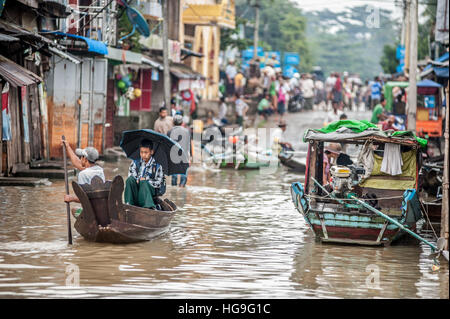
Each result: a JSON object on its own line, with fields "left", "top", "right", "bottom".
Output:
{"left": 61, "top": 140, "right": 105, "bottom": 216}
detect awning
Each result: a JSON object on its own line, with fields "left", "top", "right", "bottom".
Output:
{"left": 51, "top": 32, "right": 108, "bottom": 55}
{"left": 107, "top": 47, "right": 143, "bottom": 64}
{"left": 142, "top": 55, "right": 163, "bottom": 70}
{"left": 417, "top": 79, "right": 443, "bottom": 88}
{"left": 0, "top": 21, "right": 59, "bottom": 48}
{"left": 0, "top": 54, "right": 42, "bottom": 87}
{"left": 170, "top": 62, "right": 205, "bottom": 80}
{"left": 47, "top": 46, "right": 81, "bottom": 64}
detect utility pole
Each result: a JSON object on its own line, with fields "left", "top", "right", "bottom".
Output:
{"left": 407, "top": 0, "right": 418, "bottom": 131}
{"left": 162, "top": 0, "right": 171, "bottom": 109}
{"left": 253, "top": 3, "right": 260, "bottom": 60}
{"left": 404, "top": 0, "right": 411, "bottom": 73}
{"left": 401, "top": 0, "right": 407, "bottom": 46}
{"left": 442, "top": 83, "right": 449, "bottom": 251}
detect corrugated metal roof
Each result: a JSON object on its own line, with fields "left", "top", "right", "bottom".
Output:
{"left": 170, "top": 63, "right": 205, "bottom": 80}
{"left": 0, "top": 33, "right": 19, "bottom": 42}
{"left": 0, "top": 55, "right": 42, "bottom": 87}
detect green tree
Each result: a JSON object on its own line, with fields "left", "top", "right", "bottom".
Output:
{"left": 380, "top": 44, "right": 398, "bottom": 74}
{"left": 236, "top": 0, "right": 312, "bottom": 71}
{"left": 117, "top": 10, "right": 142, "bottom": 53}
{"left": 220, "top": 17, "right": 252, "bottom": 51}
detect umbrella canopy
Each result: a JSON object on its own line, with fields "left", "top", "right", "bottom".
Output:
{"left": 120, "top": 129, "right": 189, "bottom": 176}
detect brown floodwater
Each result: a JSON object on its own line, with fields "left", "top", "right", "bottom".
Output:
{"left": 0, "top": 157, "right": 448, "bottom": 299}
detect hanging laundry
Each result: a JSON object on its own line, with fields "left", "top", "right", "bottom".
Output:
{"left": 357, "top": 140, "right": 374, "bottom": 180}
{"left": 381, "top": 143, "right": 403, "bottom": 175}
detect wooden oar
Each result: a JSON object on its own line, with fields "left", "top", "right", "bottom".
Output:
{"left": 62, "top": 135, "right": 73, "bottom": 245}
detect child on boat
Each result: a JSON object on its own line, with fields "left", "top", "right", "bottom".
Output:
{"left": 124, "top": 139, "right": 165, "bottom": 209}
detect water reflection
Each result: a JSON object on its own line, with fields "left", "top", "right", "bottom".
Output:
{"left": 0, "top": 160, "right": 448, "bottom": 298}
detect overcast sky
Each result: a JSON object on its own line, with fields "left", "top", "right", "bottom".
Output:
{"left": 292, "top": 0, "right": 426, "bottom": 20}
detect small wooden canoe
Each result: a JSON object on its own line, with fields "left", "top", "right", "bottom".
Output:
{"left": 72, "top": 175, "right": 177, "bottom": 244}
{"left": 278, "top": 154, "right": 306, "bottom": 173}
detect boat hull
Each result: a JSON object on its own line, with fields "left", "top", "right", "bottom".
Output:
{"left": 291, "top": 182, "right": 421, "bottom": 247}
{"left": 72, "top": 175, "right": 177, "bottom": 244}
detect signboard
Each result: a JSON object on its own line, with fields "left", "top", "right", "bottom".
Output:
{"left": 282, "top": 65, "right": 298, "bottom": 78}
{"left": 424, "top": 95, "right": 435, "bottom": 108}
{"left": 283, "top": 52, "right": 300, "bottom": 66}
{"left": 396, "top": 45, "right": 405, "bottom": 61}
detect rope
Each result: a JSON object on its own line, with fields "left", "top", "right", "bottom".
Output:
{"left": 419, "top": 200, "right": 439, "bottom": 240}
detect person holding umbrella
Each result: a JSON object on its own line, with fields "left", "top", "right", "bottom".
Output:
{"left": 124, "top": 139, "right": 165, "bottom": 209}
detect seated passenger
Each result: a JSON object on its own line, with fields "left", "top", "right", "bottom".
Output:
{"left": 124, "top": 139, "right": 164, "bottom": 209}
{"left": 323, "top": 143, "right": 353, "bottom": 184}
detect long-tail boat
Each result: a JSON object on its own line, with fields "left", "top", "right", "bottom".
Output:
{"left": 72, "top": 175, "right": 177, "bottom": 244}
{"left": 290, "top": 120, "right": 428, "bottom": 246}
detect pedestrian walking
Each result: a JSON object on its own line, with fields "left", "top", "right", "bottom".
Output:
{"left": 225, "top": 59, "right": 237, "bottom": 97}
{"left": 168, "top": 115, "right": 192, "bottom": 187}
{"left": 234, "top": 93, "right": 249, "bottom": 127}
{"left": 154, "top": 106, "right": 173, "bottom": 135}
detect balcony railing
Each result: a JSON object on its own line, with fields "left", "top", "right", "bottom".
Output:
{"left": 68, "top": 0, "right": 117, "bottom": 46}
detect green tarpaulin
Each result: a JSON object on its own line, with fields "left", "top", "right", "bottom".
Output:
{"left": 383, "top": 81, "right": 409, "bottom": 112}
{"left": 304, "top": 120, "right": 427, "bottom": 147}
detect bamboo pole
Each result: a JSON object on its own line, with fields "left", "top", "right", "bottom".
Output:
{"left": 62, "top": 135, "right": 73, "bottom": 245}
{"left": 441, "top": 84, "right": 449, "bottom": 251}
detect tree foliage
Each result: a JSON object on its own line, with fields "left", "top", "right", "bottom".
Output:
{"left": 380, "top": 43, "right": 398, "bottom": 74}
{"left": 306, "top": 6, "right": 399, "bottom": 80}
{"left": 220, "top": 17, "right": 253, "bottom": 51}
{"left": 236, "top": 0, "right": 312, "bottom": 71}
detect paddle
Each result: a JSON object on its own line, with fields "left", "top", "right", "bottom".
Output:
{"left": 62, "top": 135, "right": 73, "bottom": 245}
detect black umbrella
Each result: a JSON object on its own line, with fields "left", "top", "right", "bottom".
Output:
{"left": 120, "top": 129, "right": 189, "bottom": 175}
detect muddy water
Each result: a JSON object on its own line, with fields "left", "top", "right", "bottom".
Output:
{"left": 0, "top": 158, "right": 448, "bottom": 299}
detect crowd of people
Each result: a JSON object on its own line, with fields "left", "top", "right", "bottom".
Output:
{"left": 216, "top": 57, "right": 392, "bottom": 128}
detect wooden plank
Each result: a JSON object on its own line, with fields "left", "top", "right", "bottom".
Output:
{"left": 376, "top": 221, "right": 389, "bottom": 243}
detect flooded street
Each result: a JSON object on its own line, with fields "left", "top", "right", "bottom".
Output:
{"left": 0, "top": 110, "right": 448, "bottom": 299}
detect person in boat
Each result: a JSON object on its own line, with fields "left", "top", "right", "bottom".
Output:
{"left": 61, "top": 141, "right": 105, "bottom": 216}
{"left": 124, "top": 139, "right": 165, "bottom": 209}
{"left": 272, "top": 120, "right": 293, "bottom": 152}
{"left": 323, "top": 143, "right": 354, "bottom": 184}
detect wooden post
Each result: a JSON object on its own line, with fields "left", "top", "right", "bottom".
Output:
{"left": 407, "top": 0, "right": 418, "bottom": 132}
{"left": 441, "top": 84, "right": 449, "bottom": 251}
{"left": 253, "top": 4, "right": 260, "bottom": 60}
{"left": 62, "top": 135, "right": 73, "bottom": 245}
{"left": 162, "top": 0, "right": 171, "bottom": 109}
{"left": 0, "top": 82, "right": 2, "bottom": 176}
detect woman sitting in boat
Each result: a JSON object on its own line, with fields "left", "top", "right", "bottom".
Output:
{"left": 124, "top": 139, "right": 165, "bottom": 209}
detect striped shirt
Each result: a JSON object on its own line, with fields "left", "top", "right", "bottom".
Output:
{"left": 128, "top": 157, "right": 164, "bottom": 189}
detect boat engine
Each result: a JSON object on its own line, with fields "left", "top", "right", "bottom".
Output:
{"left": 330, "top": 165, "right": 365, "bottom": 197}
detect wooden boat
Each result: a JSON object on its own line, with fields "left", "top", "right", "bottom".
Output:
{"left": 72, "top": 175, "right": 177, "bottom": 244}
{"left": 291, "top": 127, "right": 425, "bottom": 246}
{"left": 278, "top": 153, "right": 306, "bottom": 173}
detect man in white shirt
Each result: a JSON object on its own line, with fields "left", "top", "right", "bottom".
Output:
{"left": 61, "top": 142, "right": 105, "bottom": 216}
{"left": 300, "top": 74, "right": 315, "bottom": 110}
{"left": 225, "top": 60, "right": 237, "bottom": 97}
